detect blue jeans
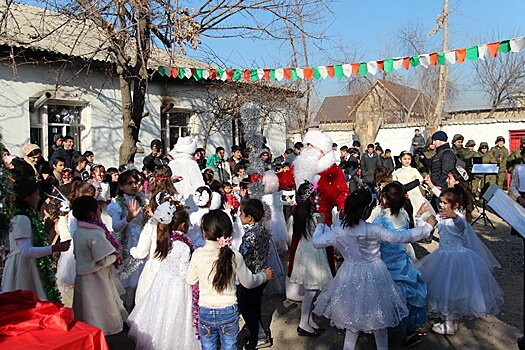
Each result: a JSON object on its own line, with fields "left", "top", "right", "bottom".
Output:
{"left": 199, "top": 305, "right": 239, "bottom": 350}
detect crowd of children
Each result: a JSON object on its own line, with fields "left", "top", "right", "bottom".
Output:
{"left": 0, "top": 129, "right": 514, "bottom": 350}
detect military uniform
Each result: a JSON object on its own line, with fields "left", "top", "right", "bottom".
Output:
{"left": 463, "top": 139, "right": 477, "bottom": 171}
{"left": 416, "top": 138, "right": 436, "bottom": 176}
{"left": 507, "top": 136, "right": 525, "bottom": 172}
{"left": 451, "top": 134, "right": 469, "bottom": 161}
{"left": 489, "top": 136, "right": 509, "bottom": 189}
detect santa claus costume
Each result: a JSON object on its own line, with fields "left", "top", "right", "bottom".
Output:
{"left": 285, "top": 130, "right": 350, "bottom": 277}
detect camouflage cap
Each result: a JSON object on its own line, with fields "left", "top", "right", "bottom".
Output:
{"left": 465, "top": 139, "right": 476, "bottom": 147}
{"left": 496, "top": 136, "right": 505, "bottom": 143}
{"left": 452, "top": 134, "right": 464, "bottom": 142}
{"left": 479, "top": 142, "right": 489, "bottom": 148}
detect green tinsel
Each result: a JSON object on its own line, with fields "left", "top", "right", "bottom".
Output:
{"left": 13, "top": 208, "right": 61, "bottom": 303}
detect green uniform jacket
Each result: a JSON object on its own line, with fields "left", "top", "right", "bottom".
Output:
{"left": 489, "top": 146, "right": 509, "bottom": 172}
{"left": 507, "top": 147, "right": 524, "bottom": 172}
{"left": 452, "top": 146, "right": 469, "bottom": 161}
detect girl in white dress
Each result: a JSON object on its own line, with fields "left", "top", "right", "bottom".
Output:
{"left": 128, "top": 202, "right": 200, "bottom": 350}
{"left": 108, "top": 170, "right": 149, "bottom": 310}
{"left": 2, "top": 179, "right": 70, "bottom": 301}
{"left": 312, "top": 188, "right": 437, "bottom": 350}
{"left": 287, "top": 181, "right": 332, "bottom": 336}
{"left": 131, "top": 165, "right": 182, "bottom": 304}
{"left": 392, "top": 151, "right": 435, "bottom": 221}
{"left": 187, "top": 186, "right": 213, "bottom": 248}
{"left": 72, "top": 196, "right": 127, "bottom": 335}
{"left": 416, "top": 185, "right": 504, "bottom": 335}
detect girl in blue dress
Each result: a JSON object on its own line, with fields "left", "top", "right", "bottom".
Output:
{"left": 372, "top": 182, "right": 428, "bottom": 347}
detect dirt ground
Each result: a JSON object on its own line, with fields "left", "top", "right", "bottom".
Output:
{"left": 107, "top": 211, "right": 524, "bottom": 350}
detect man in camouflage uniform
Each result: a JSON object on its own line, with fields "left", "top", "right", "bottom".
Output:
{"left": 472, "top": 142, "right": 498, "bottom": 198}
{"left": 417, "top": 137, "right": 436, "bottom": 176}
{"left": 507, "top": 135, "right": 525, "bottom": 172}
{"left": 489, "top": 136, "right": 509, "bottom": 189}
{"left": 463, "top": 139, "right": 477, "bottom": 171}
{"left": 451, "top": 134, "right": 469, "bottom": 161}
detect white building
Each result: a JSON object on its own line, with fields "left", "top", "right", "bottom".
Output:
{"left": 0, "top": 3, "right": 291, "bottom": 168}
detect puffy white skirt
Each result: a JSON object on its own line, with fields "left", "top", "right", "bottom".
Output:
{"left": 56, "top": 241, "right": 76, "bottom": 287}
{"left": 313, "top": 259, "right": 408, "bottom": 333}
{"left": 416, "top": 246, "right": 504, "bottom": 319}
{"left": 289, "top": 237, "right": 332, "bottom": 290}
{"left": 127, "top": 272, "right": 199, "bottom": 350}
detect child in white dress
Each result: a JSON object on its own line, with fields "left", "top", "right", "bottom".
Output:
{"left": 187, "top": 186, "right": 213, "bottom": 248}
{"left": 416, "top": 185, "right": 504, "bottom": 335}
{"left": 72, "top": 196, "right": 127, "bottom": 335}
{"left": 128, "top": 202, "right": 200, "bottom": 350}
{"left": 287, "top": 181, "right": 332, "bottom": 336}
{"left": 392, "top": 151, "right": 435, "bottom": 221}
{"left": 312, "top": 188, "right": 437, "bottom": 350}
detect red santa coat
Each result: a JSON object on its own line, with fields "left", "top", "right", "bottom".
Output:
{"left": 285, "top": 155, "right": 350, "bottom": 277}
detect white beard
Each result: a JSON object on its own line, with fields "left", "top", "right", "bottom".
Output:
{"left": 294, "top": 148, "right": 322, "bottom": 188}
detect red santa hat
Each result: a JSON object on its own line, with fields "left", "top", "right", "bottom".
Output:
{"left": 302, "top": 129, "right": 333, "bottom": 154}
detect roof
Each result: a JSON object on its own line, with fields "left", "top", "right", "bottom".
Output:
{"left": 314, "top": 95, "right": 362, "bottom": 123}
{"left": 315, "top": 79, "right": 434, "bottom": 124}
{"left": 0, "top": 2, "right": 212, "bottom": 69}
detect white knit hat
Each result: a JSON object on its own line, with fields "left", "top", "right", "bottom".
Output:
{"left": 169, "top": 137, "right": 197, "bottom": 157}
{"left": 302, "top": 129, "right": 333, "bottom": 154}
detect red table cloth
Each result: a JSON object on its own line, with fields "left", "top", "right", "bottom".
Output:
{"left": 0, "top": 290, "right": 109, "bottom": 350}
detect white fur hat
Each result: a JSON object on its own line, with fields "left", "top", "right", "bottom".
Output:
{"left": 302, "top": 129, "right": 333, "bottom": 154}
{"left": 169, "top": 136, "right": 197, "bottom": 157}
{"left": 263, "top": 171, "right": 279, "bottom": 194}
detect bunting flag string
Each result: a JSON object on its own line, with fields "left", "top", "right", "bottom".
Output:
{"left": 157, "top": 36, "right": 525, "bottom": 82}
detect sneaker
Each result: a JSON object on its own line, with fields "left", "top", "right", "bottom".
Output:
{"left": 431, "top": 322, "right": 458, "bottom": 335}
{"left": 255, "top": 337, "right": 273, "bottom": 349}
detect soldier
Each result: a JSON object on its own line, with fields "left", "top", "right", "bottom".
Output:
{"left": 451, "top": 134, "right": 469, "bottom": 160}
{"left": 472, "top": 142, "right": 498, "bottom": 198}
{"left": 463, "top": 139, "right": 477, "bottom": 171}
{"left": 489, "top": 136, "right": 509, "bottom": 189}
{"left": 416, "top": 137, "right": 436, "bottom": 176}
{"left": 507, "top": 135, "right": 525, "bottom": 172}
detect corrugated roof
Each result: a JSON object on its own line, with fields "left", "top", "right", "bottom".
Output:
{"left": 0, "top": 2, "right": 213, "bottom": 69}
{"left": 314, "top": 95, "right": 362, "bottom": 123}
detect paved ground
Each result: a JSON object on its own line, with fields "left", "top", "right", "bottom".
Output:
{"left": 107, "top": 211, "right": 524, "bottom": 350}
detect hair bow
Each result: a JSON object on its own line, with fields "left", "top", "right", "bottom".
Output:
{"left": 217, "top": 236, "right": 233, "bottom": 248}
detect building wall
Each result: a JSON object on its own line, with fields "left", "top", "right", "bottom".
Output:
{"left": 0, "top": 63, "right": 289, "bottom": 168}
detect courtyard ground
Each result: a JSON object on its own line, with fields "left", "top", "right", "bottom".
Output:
{"left": 107, "top": 210, "right": 524, "bottom": 350}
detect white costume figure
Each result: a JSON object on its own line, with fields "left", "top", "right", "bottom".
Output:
{"left": 55, "top": 212, "right": 77, "bottom": 307}
{"left": 130, "top": 219, "right": 159, "bottom": 304}
{"left": 416, "top": 213, "right": 503, "bottom": 327}
{"left": 107, "top": 194, "right": 147, "bottom": 310}
{"left": 98, "top": 181, "right": 113, "bottom": 228}
{"left": 73, "top": 223, "right": 128, "bottom": 335}
{"left": 392, "top": 166, "right": 436, "bottom": 220}
{"left": 1, "top": 215, "right": 52, "bottom": 300}
{"left": 168, "top": 137, "right": 205, "bottom": 210}
{"left": 128, "top": 231, "right": 199, "bottom": 350}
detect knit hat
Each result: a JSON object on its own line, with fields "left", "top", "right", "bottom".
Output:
{"left": 431, "top": 131, "right": 448, "bottom": 142}
{"left": 150, "top": 139, "right": 164, "bottom": 149}
{"left": 302, "top": 129, "right": 333, "bottom": 154}
{"left": 495, "top": 136, "right": 505, "bottom": 143}
{"left": 452, "top": 134, "right": 464, "bottom": 142}
{"left": 479, "top": 142, "right": 489, "bottom": 148}
{"left": 466, "top": 140, "right": 476, "bottom": 147}
{"left": 169, "top": 136, "right": 196, "bottom": 157}
{"left": 21, "top": 144, "right": 41, "bottom": 157}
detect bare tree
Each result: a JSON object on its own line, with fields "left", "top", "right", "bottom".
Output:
{"left": 473, "top": 35, "right": 525, "bottom": 117}
{"left": 2, "top": 0, "right": 330, "bottom": 166}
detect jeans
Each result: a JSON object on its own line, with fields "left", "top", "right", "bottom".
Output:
{"left": 198, "top": 305, "right": 239, "bottom": 350}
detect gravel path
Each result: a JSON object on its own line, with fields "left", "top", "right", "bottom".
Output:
{"left": 108, "top": 211, "right": 524, "bottom": 350}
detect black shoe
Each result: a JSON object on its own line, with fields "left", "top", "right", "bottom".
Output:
{"left": 404, "top": 332, "right": 424, "bottom": 348}
{"left": 297, "top": 326, "right": 321, "bottom": 337}
{"left": 312, "top": 327, "right": 326, "bottom": 334}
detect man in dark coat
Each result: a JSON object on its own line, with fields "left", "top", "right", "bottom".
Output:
{"left": 427, "top": 131, "right": 457, "bottom": 210}
{"left": 143, "top": 139, "right": 169, "bottom": 172}
{"left": 361, "top": 143, "right": 383, "bottom": 186}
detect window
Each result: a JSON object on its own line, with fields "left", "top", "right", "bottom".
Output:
{"left": 29, "top": 101, "right": 86, "bottom": 159}
{"left": 161, "top": 110, "right": 191, "bottom": 151}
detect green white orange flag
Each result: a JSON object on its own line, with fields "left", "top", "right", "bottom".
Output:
{"left": 158, "top": 36, "right": 524, "bottom": 82}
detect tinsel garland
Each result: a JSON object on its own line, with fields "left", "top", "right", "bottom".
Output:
{"left": 170, "top": 231, "right": 200, "bottom": 339}
{"left": 12, "top": 208, "right": 61, "bottom": 303}
{"left": 240, "top": 102, "right": 265, "bottom": 200}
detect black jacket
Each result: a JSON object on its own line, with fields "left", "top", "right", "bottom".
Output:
{"left": 430, "top": 143, "right": 456, "bottom": 189}
{"left": 382, "top": 157, "right": 395, "bottom": 172}
{"left": 49, "top": 148, "right": 79, "bottom": 169}
{"left": 143, "top": 153, "right": 169, "bottom": 172}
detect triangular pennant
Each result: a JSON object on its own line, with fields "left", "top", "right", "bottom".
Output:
{"left": 510, "top": 37, "right": 525, "bottom": 52}
{"left": 318, "top": 66, "right": 328, "bottom": 79}
{"left": 334, "top": 65, "right": 344, "bottom": 78}
{"left": 250, "top": 69, "right": 258, "bottom": 82}
{"left": 291, "top": 68, "right": 299, "bottom": 81}
{"left": 326, "top": 65, "right": 335, "bottom": 78}
{"left": 377, "top": 60, "right": 385, "bottom": 71}
{"left": 367, "top": 61, "right": 378, "bottom": 75}
{"left": 184, "top": 68, "right": 192, "bottom": 78}
{"left": 358, "top": 63, "right": 368, "bottom": 76}
{"left": 444, "top": 50, "right": 456, "bottom": 64}
{"left": 193, "top": 68, "right": 203, "bottom": 80}
{"left": 342, "top": 64, "right": 352, "bottom": 77}
{"left": 487, "top": 42, "right": 500, "bottom": 57}
{"left": 243, "top": 69, "right": 251, "bottom": 81}
{"left": 313, "top": 67, "right": 321, "bottom": 79}
{"left": 393, "top": 58, "right": 403, "bottom": 70}
{"left": 257, "top": 69, "right": 265, "bottom": 80}
{"left": 296, "top": 68, "right": 305, "bottom": 79}
{"left": 409, "top": 55, "right": 420, "bottom": 67}
{"left": 437, "top": 52, "right": 446, "bottom": 65}
{"left": 351, "top": 63, "right": 359, "bottom": 76}
{"left": 429, "top": 53, "right": 438, "bottom": 66}
{"left": 263, "top": 69, "right": 271, "bottom": 81}
{"left": 202, "top": 69, "right": 209, "bottom": 80}
{"left": 171, "top": 67, "right": 178, "bottom": 78}
{"left": 158, "top": 66, "right": 166, "bottom": 76}
{"left": 498, "top": 40, "right": 511, "bottom": 53}
{"left": 303, "top": 67, "right": 314, "bottom": 79}
{"left": 226, "top": 69, "right": 234, "bottom": 81}
{"left": 455, "top": 49, "right": 466, "bottom": 63}
{"left": 384, "top": 59, "right": 394, "bottom": 73}
{"left": 269, "top": 69, "right": 276, "bottom": 81}
{"left": 275, "top": 68, "right": 284, "bottom": 81}
{"left": 478, "top": 44, "right": 487, "bottom": 60}
{"left": 283, "top": 68, "right": 292, "bottom": 80}
{"left": 419, "top": 54, "right": 430, "bottom": 68}
{"left": 466, "top": 46, "right": 478, "bottom": 61}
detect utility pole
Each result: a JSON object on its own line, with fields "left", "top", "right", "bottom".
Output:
{"left": 429, "top": 0, "right": 449, "bottom": 134}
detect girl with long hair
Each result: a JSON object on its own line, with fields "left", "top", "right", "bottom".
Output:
{"left": 287, "top": 181, "right": 332, "bottom": 336}
{"left": 186, "top": 210, "right": 274, "bottom": 350}
{"left": 128, "top": 203, "right": 201, "bottom": 350}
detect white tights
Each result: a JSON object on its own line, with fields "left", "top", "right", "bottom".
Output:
{"left": 343, "top": 329, "right": 388, "bottom": 350}
{"left": 299, "top": 289, "right": 318, "bottom": 332}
